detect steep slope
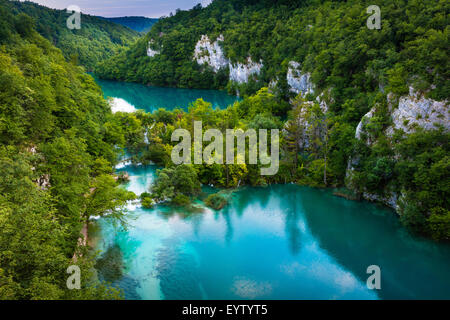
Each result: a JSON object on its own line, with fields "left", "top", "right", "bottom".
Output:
{"left": 7, "top": 0, "right": 140, "bottom": 70}
{"left": 0, "top": 0, "right": 133, "bottom": 299}
{"left": 95, "top": 0, "right": 448, "bottom": 100}
{"left": 102, "top": 16, "right": 158, "bottom": 33}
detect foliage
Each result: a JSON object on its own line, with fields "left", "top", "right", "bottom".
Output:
{"left": 0, "top": 3, "right": 133, "bottom": 299}
{"left": 96, "top": 0, "right": 448, "bottom": 102}
{"left": 140, "top": 192, "right": 155, "bottom": 208}
{"left": 151, "top": 164, "right": 201, "bottom": 204}
{"left": 8, "top": 0, "right": 139, "bottom": 70}
{"left": 204, "top": 192, "right": 229, "bottom": 210}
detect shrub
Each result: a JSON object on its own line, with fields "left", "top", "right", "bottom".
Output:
{"left": 172, "top": 194, "right": 191, "bottom": 206}
{"left": 205, "top": 192, "right": 229, "bottom": 210}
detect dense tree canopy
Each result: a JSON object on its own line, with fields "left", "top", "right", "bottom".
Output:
{"left": 8, "top": 0, "right": 140, "bottom": 70}
{"left": 0, "top": 1, "right": 134, "bottom": 298}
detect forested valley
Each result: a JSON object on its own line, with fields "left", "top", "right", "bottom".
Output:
{"left": 0, "top": 0, "right": 448, "bottom": 301}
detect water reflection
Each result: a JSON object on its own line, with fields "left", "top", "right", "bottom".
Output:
{"left": 297, "top": 186, "right": 450, "bottom": 299}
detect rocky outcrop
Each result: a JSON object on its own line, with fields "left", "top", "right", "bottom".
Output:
{"left": 354, "top": 88, "right": 449, "bottom": 145}
{"left": 363, "top": 191, "right": 399, "bottom": 210}
{"left": 347, "top": 88, "right": 448, "bottom": 210}
{"left": 287, "top": 61, "right": 314, "bottom": 97}
{"left": 147, "top": 40, "right": 160, "bottom": 57}
{"left": 355, "top": 108, "right": 376, "bottom": 142}
{"left": 193, "top": 35, "right": 263, "bottom": 83}
{"left": 36, "top": 174, "right": 51, "bottom": 190}
{"left": 194, "top": 35, "right": 228, "bottom": 72}
{"left": 386, "top": 87, "right": 449, "bottom": 136}
{"left": 229, "top": 57, "right": 263, "bottom": 83}
{"left": 287, "top": 96, "right": 329, "bottom": 150}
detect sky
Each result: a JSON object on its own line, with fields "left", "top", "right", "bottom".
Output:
{"left": 28, "top": 0, "right": 212, "bottom": 18}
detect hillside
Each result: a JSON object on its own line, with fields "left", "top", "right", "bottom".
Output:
{"left": 95, "top": 0, "right": 448, "bottom": 101}
{"left": 95, "top": 0, "right": 449, "bottom": 240}
{"left": 102, "top": 16, "right": 158, "bottom": 33}
{"left": 7, "top": 0, "right": 140, "bottom": 70}
{"left": 0, "top": 0, "right": 134, "bottom": 299}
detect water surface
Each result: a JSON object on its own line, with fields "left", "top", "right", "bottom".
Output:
{"left": 93, "top": 76, "right": 239, "bottom": 112}
{"left": 93, "top": 164, "right": 450, "bottom": 300}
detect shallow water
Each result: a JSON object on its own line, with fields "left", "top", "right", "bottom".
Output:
{"left": 93, "top": 164, "right": 450, "bottom": 300}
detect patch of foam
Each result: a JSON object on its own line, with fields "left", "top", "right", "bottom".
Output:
{"left": 110, "top": 98, "right": 137, "bottom": 113}
{"left": 115, "top": 160, "right": 132, "bottom": 170}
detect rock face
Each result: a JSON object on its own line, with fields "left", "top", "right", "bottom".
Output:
{"left": 193, "top": 38, "right": 318, "bottom": 88}
{"left": 354, "top": 88, "right": 449, "bottom": 144}
{"left": 229, "top": 57, "right": 263, "bottom": 83}
{"left": 386, "top": 87, "right": 449, "bottom": 136}
{"left": 193, "top": 35, "right": 263, "bottom": 83}
{"left": 363, "top": 191, "right": 399, "bottom": 210}
{"left": 348, "top": 88, "right": 448, "bottom": 210}
{"left": 147, "top": 40, "right": 160, "bottom": 57}
{"left": 287, "top": 61, "right": 314, "bottom": 97}
{"left": 288, "top": 98, "right": 328, "bottom": 149}
{"left": 194, "top": 35, "right": 228, "bottom": 72}
{"left": 355, "top": 108, "right": 376, "bottom": 142}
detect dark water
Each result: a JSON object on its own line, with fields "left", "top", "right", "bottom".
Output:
{"left": 93, "top": 165, "right": 450, "bottom": 300}
{"left": 93, "top": 76, "right": 239, "bottom": 112}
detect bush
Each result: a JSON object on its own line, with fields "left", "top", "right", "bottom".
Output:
{"left": 172, "top": 194, "right": 191, "bottom": 206}
{"left": 205, "top": 192, "right": 229, "bottom": 210}
{"left": 427, "top": 208, "right": 450, "bottom": 241}
{"left": 140, "top": 192, "right": 154, "bottom": 208}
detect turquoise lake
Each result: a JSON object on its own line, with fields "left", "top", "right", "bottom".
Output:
{"left": 92, "top": 79, "right": 450, "bottom": 300}
{"left": 94, "top": 76, "right": 239, "bottom": 112}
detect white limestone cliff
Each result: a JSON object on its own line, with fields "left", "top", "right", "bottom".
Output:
{"left": 229, "top": 57, "right": 263, "bottom": 83}
{"left": 348, "top": 88, "right": 448, "bottom": 210}
{"left": 287, "top": 61, "right": 314, "bottom": 97}
{"left": 193, "top": 35, "right": 263, "bottom": 83}
{"left": 147, "top": 40, "right": 160, "bottom": 57}
{"left": 193, "top": 35, "right": 228, "bottom": 72}
{"left": 386, "top": 87, "right": 449, "bottom": 136}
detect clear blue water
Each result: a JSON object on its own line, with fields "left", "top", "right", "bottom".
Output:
{"left": 93, "top": 76, "right": 239, "bottom": 112}
{"left": 93, "top": 79, "right": 450, "bottom": 300}
{"left": 92, "top": 164, "right": 450, "bottom": 300}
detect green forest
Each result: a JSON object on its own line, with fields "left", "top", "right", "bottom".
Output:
{"left": 7, "top": 0, "right": 139, "bottom": 70}
{"left": 95, "top": 0, "right": 448, "bottom": 101}
{"left": 0, "top": 0, "right": 136, "bottom": 299}
{"left": 0, "top": 0, "right": 448, "bottom": 301}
